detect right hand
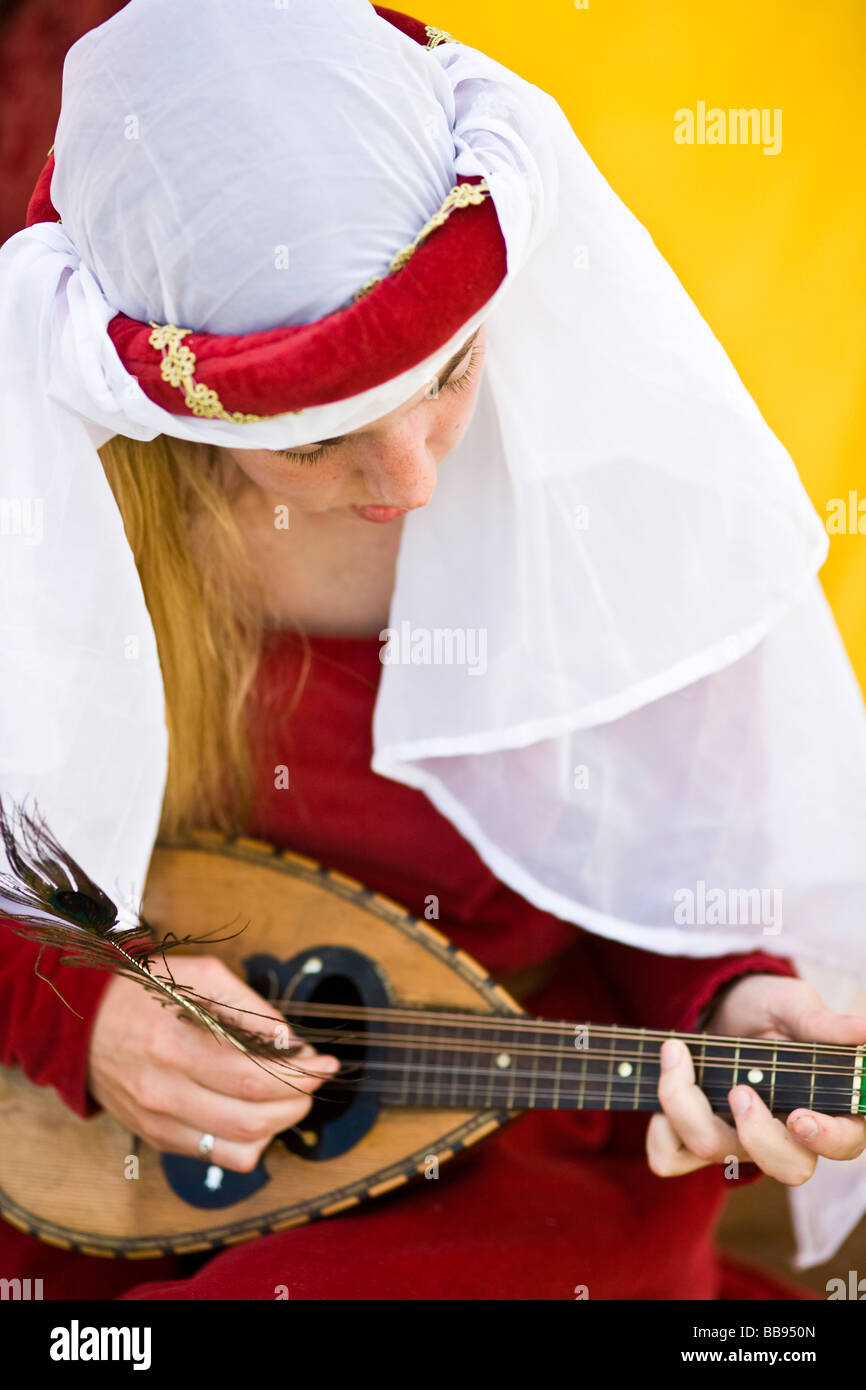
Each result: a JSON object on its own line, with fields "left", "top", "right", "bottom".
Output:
{"left": 87, "top": 954, "right": 340, "bottom": 1172}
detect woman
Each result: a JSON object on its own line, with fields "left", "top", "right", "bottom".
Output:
{"left": 2, "top": 0, "right": 866, "bottom": 1300}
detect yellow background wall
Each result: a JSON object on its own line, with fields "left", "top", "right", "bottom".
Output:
{"left": 402, "top": 0, "right": 866, "bottom": 688}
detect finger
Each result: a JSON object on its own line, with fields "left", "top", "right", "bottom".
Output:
{"left": 143, "top": 1022, "right": 340, "bottom": 1104}
{"left": 646, "top": 1112, "right": 720, "bottom": 1176}
{"left": 729, "top": 1086, "right": 817, "bottom": 1185}
{"left": 148, "top": 958, "right": 342, "bottom": 1097}
{"left": 195, "top": 991, "right": 293, "bottom": 1043}
{"left": 770, "top": 998, "right": 866, "bottom": 1048}
{"left": 656, "top": 1038, "right": 747, "bottom": 1164}
{"left": 785, "top": 1109, "right": 866, "bottom": 1162}
{"left": 143, "top": 1113, "right": 296, "bottom": 1174}
{"left": 184, "top": 1032, "right": 341, "bottom": 1102}
{"left": 145, "top": 996, "right": 339, "bottom": 1101}
{"left": 140, "top": 1069, "right": 337, "bottom": 1146}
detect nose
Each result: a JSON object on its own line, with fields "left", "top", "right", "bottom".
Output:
{"left": 358, "top": 427, "right": 438, "bottom": 511}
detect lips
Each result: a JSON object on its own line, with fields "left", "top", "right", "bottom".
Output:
{"left": 351, "top": 505, "right": 407, "bottom": 523}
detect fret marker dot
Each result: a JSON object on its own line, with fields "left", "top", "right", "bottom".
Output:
{"left": 746, "top": 1068, "right": 764, "bottom": 1084}
{"left": 617, "top": 1062, "right": 633, "bottom": 1078}
{"left": 495, "top": 1053, "right": 512, "bottom": 1070}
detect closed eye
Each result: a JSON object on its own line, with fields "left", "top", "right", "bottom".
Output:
{"left": 274, "top": 335, "right": 481, "bottom": 465}
{"left": 274, "top": 441, "right": 336, "bottom": 465}
{"left": 436, "top": 340, "right": 480, "bottom": 398}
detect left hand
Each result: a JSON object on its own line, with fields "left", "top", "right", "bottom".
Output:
{"left": 646, "top": 973, "right": 866, "bottom": 1184}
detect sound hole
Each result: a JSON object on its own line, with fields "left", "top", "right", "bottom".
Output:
{"left": 243, "top": 944, "right": 390, "bottom": 1162}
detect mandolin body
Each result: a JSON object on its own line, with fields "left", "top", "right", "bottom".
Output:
{"left": 0, "top": 833, "right": 523, "bottom": 1258}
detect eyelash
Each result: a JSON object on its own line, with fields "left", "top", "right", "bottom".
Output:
{"left": 277, "top": 444, "right": 333, "bottom": 466}
{"left": 276, "top": 342, "right": 480, "bottom": 465}
{"left": 439, "top": 343, "right": 480, "bottom": 397}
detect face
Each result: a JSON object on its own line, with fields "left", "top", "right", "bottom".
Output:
{"left": 216, "top": 324, "right": 486, "bottom": 525}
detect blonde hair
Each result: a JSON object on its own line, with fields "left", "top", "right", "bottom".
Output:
{"left": 97, "top": 432, "right": 297, "bottom": 841}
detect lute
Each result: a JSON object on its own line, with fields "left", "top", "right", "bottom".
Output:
{"left": 0, "top": 831, "right": 862, "bottom": 1258}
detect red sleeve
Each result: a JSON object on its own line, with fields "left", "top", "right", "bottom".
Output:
{"left": 584, "top": 934, "right": 798, "bottom": 1035}
{"left": 0, "top": 921, "right": 113, "bottom": 1118}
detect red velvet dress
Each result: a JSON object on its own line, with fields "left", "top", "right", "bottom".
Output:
{"left": 0, "top": 631, "right": 815, "bottom": 1299}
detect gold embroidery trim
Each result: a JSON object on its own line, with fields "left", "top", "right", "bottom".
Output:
{"left": 147, "top": 323, "right": 267, "bottom": 422}
{"left": 424, "top": 25, "right": 455, "bottom": 48}
{"left": 354, "top": 178, "right": 490, "bottom": 301}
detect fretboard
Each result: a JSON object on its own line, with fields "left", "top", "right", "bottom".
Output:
{"left": 292, "top": 1008, "right": 865, "bottom": 1117}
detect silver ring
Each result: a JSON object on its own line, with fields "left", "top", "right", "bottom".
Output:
{"left": 198, "top": 1132, "right": 215, "bottom": 1157}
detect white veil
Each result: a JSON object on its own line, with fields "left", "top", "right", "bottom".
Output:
{"left": 1, "top": 0, "right": 864, "bottom": 1265}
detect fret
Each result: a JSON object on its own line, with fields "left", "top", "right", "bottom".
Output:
{"left": 486, "top": 1023, "right": 505, "bottom": 1109}
{"left": 732, "top": 1040, "right": 741, "bottom": 1090}
{"left": 527, "top": 1025, "right": 540, "bottom": 1109}
{"left": 396, "top": 1015, "right": 412, "bottom": 1105}
{"left": 413, "top": 1015, "right": 427, "bottom": 1105}
{"left": 466, "top": 1022, "right": 482, "bottom": 1109}
{"left": 603, "top": 1032, "right": 615, "bottom": 1110}
{"left": 697, "top": 1037, "right": 736, "bottom": 1115}
{"left": 442, "top": 1023, "right": 458, "bottom": 1108}
{"left": 769, "top": 1044, "right": 778, "bottom": 1114}
{"left": 378, "top": 1031, "right": 406, "bottom": 1106}
{"left": 429, "top": 1024, "right": 441, "bottom": 1108}
{"left": 738, "top": 1042, "right": 778, "bottom": 1112}
{"left": 852, "top": 1047, "right": 864, "bottom": 1116}
{"left": 806, "top": 1044, "right": 853, "bottom": 1117}
{"left": 551, "top": 1026, "right": 565, "bottom": 1109}
{"left": 578, "top": 1027, "right": 588, "bottom": 1111}
{"left": 483, "top": 1025, "right": 495, "bottom": 1108}
{"left": 443, "top": 1027, "right": 457, "bottom": 1108}
{"left": 449, "top": 1026, "right": 460, "bottom": 1107}
{"left": 693, "top": 1036, "right": 706, "bottom": 1100}
{"left": 633, "top": 1031, "right": 644, "bottom": 1110}
{"left": 607, "top": 1032, "right": 644, "bottom": 1110}
{"left": 506, "top": 1027, "right": 517, "bottom": 1110}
